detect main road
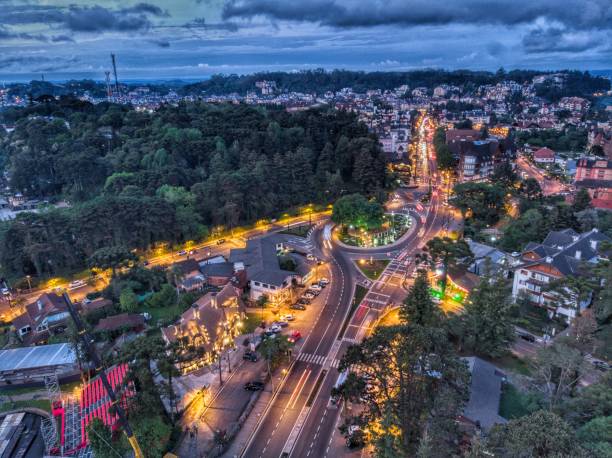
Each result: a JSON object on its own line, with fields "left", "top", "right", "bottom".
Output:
{"left": 240, "top": 114, "right": 450, "bottom": 458}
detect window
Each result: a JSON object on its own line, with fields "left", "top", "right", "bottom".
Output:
{"left": 253, "top": 281, "right": 261, "bottom": 287}
{"left": 19, "top": 326, "right": 31, "bottom": 336}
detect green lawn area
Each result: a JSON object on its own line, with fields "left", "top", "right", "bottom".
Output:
{"left": 354, "top": 284, "right": 368, "bottom": 306}
{"left": 280, "top": 224, "right": 313, "bottom": 238}
{"left": 0, "top": 399, "right": 51, "bottom": 414}
{"left": 499, "top": 383, "right": 541, "bottom": 420}
{"left": 355, "top": 260, "right": 390, "bottom": 280}
{"left": 243, "top": 312, "right": 263, "bottom": 334}
{"left": 136, "top": 303, "right": 185, "bottom": 324}
{"left": 488, "top": 353, "right": 532, "bottom": 376}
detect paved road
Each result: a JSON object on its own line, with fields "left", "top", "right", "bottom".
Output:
{"left": 516, "top": 155, "right": 569, "bottom": 196}
{"left": 240, "top": 223, "right": 357, "bottom": 458}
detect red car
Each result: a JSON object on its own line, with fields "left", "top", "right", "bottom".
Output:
{"left": 288, "top": 330, "right": 301, "bottom": 343}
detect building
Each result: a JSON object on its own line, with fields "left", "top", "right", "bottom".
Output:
{"left": 533, "top": 147, "right": 556, "bottom": 164}
{"left": 574, "top": 158, "right": 612, "bottom": 209}
{"left": 457, "top": 139, "right": 501, "bottom": 182}
{"left": 93, "top": 313, "right": 145, "bottom": 334}
{"left": 229, "top": 234, "right": 315, "bottom": 306}
{"left": 0, "top": 343, "right": 79, "bottom": 386}
{"left": 462, "top": 357, "right": 507, "bottom": 432}
{"left": 12, "top": 293, "right": 70, "bottom": 345}
{"left": 511, "top": 228, "right": 611, "bottom": 322}
{"left": 466, "top": 240, "right": 519, "bottom": 278}
{"left": 161, "top": 284, "right": 246, "bottom": 373}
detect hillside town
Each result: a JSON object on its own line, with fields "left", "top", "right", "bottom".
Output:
{"left": 0, "top": 68, "right": 611, "bottom": 458}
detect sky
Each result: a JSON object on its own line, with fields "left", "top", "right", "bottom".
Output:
{"left": 1, "top": 0, "right": 611, "bottom": 82}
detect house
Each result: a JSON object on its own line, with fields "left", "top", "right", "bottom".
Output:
{"left": 200, "top": 261, "right": 237, "bottom": 287}
{"left": 81, "top": 298, "right": 113, "bottom": 316}
{"left": 533, "top": 147, "right": 555, "bottom": 164}
{"left": 171, "top": 258, "right": 206, "bottom": 292}
{"left": 574, "top": 158, "right": 612, "bottom": 210}
{"left": 462, "top": 357, "right": 507, "bottom": 432}
{"left": 511, "top": 228, "right": 611, "bottom": 322}
{"left": 161, "top": 284, "right": 246, "bottom": 374}
{"left": 12, "top": 293, "right": 71, "bottom": 344}
{"left": 466, "top": 240, "right": 519, "bottom": 278}
{"left": 229, "top": 234, "right": 315, "bottom": 306}
{"left": 94, "top": 313, "right": 145, "bottom": 334}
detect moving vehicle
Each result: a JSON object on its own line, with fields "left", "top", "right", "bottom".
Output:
{"left": 330, "top": 370, "right": 348, "bottom": 406}
{"left": 244, "top": 381, "right": 264, "bottom": 391}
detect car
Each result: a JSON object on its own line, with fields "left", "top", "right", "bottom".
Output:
{"left": 280, "top": 314, "right": 295, "bottom": 322}
{"left": 298, "top": 298, "right": 310, "bottom": 305}
{"left": 189, "top": 249, "right": 197, "bottom": 255}
{"left": 68, "top": 280, "right": 86, "bottom": 290}
{"left": 142, "top": 260, "right": 149, "bottom": 266}
{"left": 266, "top": 324, "right": 282, "bottom": 334}
{"left": 272, "top": 321, "right": 289, "bottom": 328}
{"left": 1, "top": 287, "right": 10, "bottom": 296}
{"left": 243, "top": 351, "right": 258, "bottom": 362}
{"left": 244, "top": 381, "right": 264, "bottom": 391}
{"left": 302, "top": 293, "right": 316, "bottom": 300}
{"left": 318, "top": 278, "right": 329, "bottom": 286}
{"left": 307, "top": 288, "right": 320, "bottom": 296}
{"left": 592, "top": 360, "right": 610, "bottom": 371}
{"left": 288, "top": 330, "right": 302, "bottom": 343}
{"left": 518, "top": 332, "right": 536, "bottom": 343}
{"left": 306, "top": 254, "right": 316, "bottom": 261}
{"left": 309, "top": 284, "right": 322, "bottom": 291}
{"left": 291, "top": 303, "right": 306, "bottom": 310}
{"left": 216, "top": 239, "right": 226, "bottom": 245}
{"left": 177, "top": 250, "right": 187, "bottom": 256}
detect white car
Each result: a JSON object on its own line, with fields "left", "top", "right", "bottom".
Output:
{"left": 306, "top": 254, "right": 316, "bottom": 261}
{"left": 1, "top": 287, "right": 10, "bottom": 296}
{"left": 302, "top": 293, "right": 316, "bottom": 300}
{"left": 309, "top": 284, "right": 322, "bottom": 291}
{"left": 280, "top": 314, "right": 295, "bottom": 322}
{"left": 266, "top": 325, "right": 282, "bottom": 334}
{"left": 318, "top": 278, "right": 330, "bottom": 286}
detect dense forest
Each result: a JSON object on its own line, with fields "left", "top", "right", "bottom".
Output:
{"left": 0, "top": 100, "right": 388, "bottom": 278}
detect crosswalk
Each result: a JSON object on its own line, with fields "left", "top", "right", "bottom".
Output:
{"left": 297, "top": 352, "right": 327, "bottom": 366}
{"left": 297, "top": 352, "right": 342, "bottom": 368}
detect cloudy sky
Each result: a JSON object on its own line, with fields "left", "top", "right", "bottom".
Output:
{"left": 1, "top": 0, "right": 611, "bottom": 81}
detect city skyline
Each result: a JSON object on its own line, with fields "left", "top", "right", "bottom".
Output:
{"left": 1, "top": 0, "right": 612, "bottom": 81}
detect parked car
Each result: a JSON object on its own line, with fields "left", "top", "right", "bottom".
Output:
{"left": 592, "top": 360, "right": 610, "bottom": 371}
{"left": 318, "top": 278, "right": 329, "bottom": 286}
{"left": 297, "top": 298, "right": 310, "bottom": 305}
{"left": 243, "top": 351, "right": 258, "bottom": 362}
{"left": 288, "top": 330, "right": 302, "bottom": 343}
{"left": 518, "top": 332, "right": 536, "bottom": 343}
{"left": 280, "top": 314, "right": 295, "bottom": 322}
{"left": 216, "top": 239, "right": 226, "bottom": 245}
{"left": 306, "top": 254, "right": 316, "bottom": 261}
{"left": 291, "top": 303, "right": 306, "bottom": 311}
{"left": 307, "top": 289, "right": 320, "bottom": 296}
{"left": 302, "top": 293, "right": 316, "bottom": 300}
{"left": 244, "top": 381, "right": 264, "bottom": 391}
{"left": 1, "top": 287, "right": 10, "bottom": 296}
{"left": 177, "top": 250, "right": 187, "bottom": 256}
{"left": 266, "top": 324, "right": 282, "bottom": 334}
{"left": 272, "top": 321, "right": 289, "bottom": 328}
{"left": 309, "top": 284, "right": 322, "bottom": 291}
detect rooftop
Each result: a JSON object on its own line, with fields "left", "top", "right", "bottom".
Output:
{"left": 0, "top": 343, "right": 76, "bottom": 372}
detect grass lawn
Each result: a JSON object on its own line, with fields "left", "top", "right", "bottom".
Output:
{"left": 355, "top": 260, "right": 390, "bottom": 280}
{"left": 499, "top": 383, "right": 540, "bottom": 420}
{"left": 136, "top": 303, "right": 185, "bottom": 324}
{"left": 0, "top": 399, "right": 51, "bottom": 414}
{"left": 280, "top": 224, "right": 313, "bottom": 238}
{"left": 243, "top": 312, "right": 263, "bottom": 334}
{"left": 489, "top": 353, "right": 532, "bottom": 376}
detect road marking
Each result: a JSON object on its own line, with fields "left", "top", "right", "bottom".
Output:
{"left": 287, "top": 369, "right": 311, "bottom": 410}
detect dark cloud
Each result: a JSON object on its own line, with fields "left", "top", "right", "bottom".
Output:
{"left": 522, "top": 27, "right": 599, "bottom": 53}
{"left": 1, "top": 3, "right": 167, "bottom": 33}
{"left": 184, "top": 17, "right": 240, "bottom": 32}
{"left": 152, "top": 39, "right": 171, "bottom": 48}
{"left": 0, "top": 27, "right": 49, "bottom": 42}
{"left": 0, "top": 55, "right": 79, "bottom": 71}
{"left": 50, "top": 35, "right": 75, "bottom": 43}
{"left": 222, "top": 0, "right": 612, "bottom": 31}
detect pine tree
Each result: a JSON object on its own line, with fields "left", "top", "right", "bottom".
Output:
{"left": 400, "top": 271, "right": 441, "bottom": 326}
